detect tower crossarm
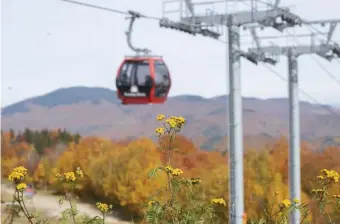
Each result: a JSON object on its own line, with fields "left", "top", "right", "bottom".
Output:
{"left": 244, "top": 18, "right": 340, "bottom": 28}
{"left": 247, "top": 43, "right": 340, "bottom": 64}
{"left": 244, "top": 19, "right": 340, "bottom": 41}
{"left": 303, "top": 19, "right": 340, "bottom": 25}
{"left": 180, "top": 7, "right": 301, "bottom": 28}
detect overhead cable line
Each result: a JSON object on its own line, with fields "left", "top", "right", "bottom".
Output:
{"left": 335, "top": 58, "right": 340, "bottom": 66}
{"left": 238, "top": 1, "right": 340, "bottom": 111}
{"left": 241, "top": 0, "right": 339, "bottom": 46}
{"left": 60, "top": 0, "right": 223, "bottom": 39}
{"left": 309, "top": 55, "right": 340, "bottom": 87}
{"left": 60, "top": 0, "right": 161, "bottom": 20}
{"left": 304, "top": 23, "right": 338, "bottom": 45}
{"left": 236, "top": 1, "right": 340, "bottom": 116}
{"left": 260, "top": 62, "right": 340, "bottom": 118}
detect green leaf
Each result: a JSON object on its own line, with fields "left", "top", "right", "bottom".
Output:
{"left": 148, "top": 167, "right": 161, "bottom": 179}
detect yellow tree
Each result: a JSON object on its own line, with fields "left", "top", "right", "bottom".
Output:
{"left": 96, "top": 138, "right": 167, "bottom": 216}
{"left": 244, "top": 149, "right": 312, "bottom": 222}
{"left": 1, "top": 133, "right": 35, "bottom": 178}
{"left": 33, "top": 157, "right": 55, "bottom": 190}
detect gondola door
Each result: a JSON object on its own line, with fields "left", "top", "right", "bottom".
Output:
{"left": 116, "top": 58, "right": 153, "bottom": 104}
{"left": 150, "top": 59, "right": 171, "bottom": 103}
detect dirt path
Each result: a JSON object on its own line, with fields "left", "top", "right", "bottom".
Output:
{"left": 1, "top": 184, "right": 130, "bottom": 224}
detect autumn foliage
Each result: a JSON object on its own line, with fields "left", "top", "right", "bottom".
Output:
{"left": 1, "top": 128, "right": 340, "bottom": 223}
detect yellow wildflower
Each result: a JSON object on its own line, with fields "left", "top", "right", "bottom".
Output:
{"left": 280, "top": 199, "right": 292, "bottom": 208}
{"left": 164, "top": 166, "right": 183, "bottom": 176}
{"left": 166, "top": 118, "right": 177, "bottom": 128}
{"left": 155, "top": 127, "right": 165, "bottom": 136}
{"left": 162, "top": 115, "right": 187, "bottom": 129}
{"left": 190, "top": 178, "right": 201, "bottom": 185}
{"left": 64, "top": 172, "right": 76, "bottom": 182}
{"left": 13, "top": 166, "right": 27, "bottom": 174}
{"left": 172, "top": 168, "right": 183, "bottom": 176}
{"left": 333, "top": 195, "right": 340, "bottom": 199}
{"left": 76, "top": 167, "right": 84, "bottom": 178}
{"left": 317, "top": 175, "right": 324, "bottom": 180}
{"left": 96, "top": 202, "right": 112, "bottom": 212}
{"left": 320, "top": 169, "right": 339, "bottom": 183}
{"left": 211, "top": 198, "right": 226, "bottom": 206}
{"left": 176, "top": 116, "right": 186, "bottom": 125}
{"left": 8, "top": 166, "right": 28, "bottom": 182}
{"left": 156, "top": 114, "right": 165, "bottom": 121}
{"left": 148, "top": 201, "right": 156, "bottom": 207}
{"left": 16, "top": 183, "right": 27, "bottom": 190}
{"left": 164, "top": 165, "right": 173, "bottom": 173}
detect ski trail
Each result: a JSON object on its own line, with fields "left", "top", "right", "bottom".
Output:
{"left": 1, "top": 184, "right": 130, "bottom": 224}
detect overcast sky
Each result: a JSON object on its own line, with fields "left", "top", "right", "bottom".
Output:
{"left": 1, "top": 0, "right": 340, "bottom": 107}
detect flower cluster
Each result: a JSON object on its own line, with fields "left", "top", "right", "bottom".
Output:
{"left": 8, "top": 166, "right": 29, "bottom": 191}
{"left": 312, "top": 169, "right": 339, "bottom": 202}
{"left": 211, "top": 198, "right": 226, "bottom": 206}
{"left": 311, "top": 189, "right": 324, "bottom": 194}
{"left": 8, "top": 166, "right": 28, "bottom": 183}
{"left": 280, "top": 199, "right": 292, "bottom": 208}
{"left": 155, "top": 114, "right": 186, "bottom": 135}
{"left": 188, "top": 177, "right": 201, "bottom": 185}
{"left": 172, "top": 169, "right": 184, "bottom": 176}
{"left": 76, "top": 168, "right": 84, "bottom": 178}
{"left": 279, "top": 198, "right": 299, "bottom": 208}
{"left": 65, "top": 172, "right": 77, "bottom": 182}
{"left": 155, "top": 127, "right": 165, "bottom": 136}
{"left": 164, "top": 165, "right": 183, "bottom": 177}
{"left": 156, "top": 114, "right": 165, "bottom": 121}
{"left": 55, "top": 167, "right": 83, "bottom": 183}
{"left": 165, "top": 116, "right": 186, "bottom": 129}
{"left": 319, "top": 169, "right": 339, "bottom": 183}
{"left": 6, "top": 166, "right": 36, "bottom": 222}
{"left": 96, "top": 202, "right": 113, "bottom": 213}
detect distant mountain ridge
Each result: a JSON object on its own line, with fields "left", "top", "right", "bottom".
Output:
{"left": 2, "top": 86, "right": 336, "bottom": 114}
{"left": 2, "top": 86, "right": 340, "bottom": 149}
{"left": 1, "top": 87, "right": 120, "bottom": 115}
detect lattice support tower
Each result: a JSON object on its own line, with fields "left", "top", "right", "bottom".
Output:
{"left": 161, "top": 1, "right": 305, "bottom": 223}
{"left": 247, "top": 19, "right": 340, "bottom": 224}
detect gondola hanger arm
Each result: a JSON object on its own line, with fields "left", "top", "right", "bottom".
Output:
{"left": 125, "top": 10, "right": 152, "bottom": 55}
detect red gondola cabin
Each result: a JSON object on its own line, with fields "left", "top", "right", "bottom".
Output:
{"left": 116, "top": 56, "right": 171, "bottom": 105}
